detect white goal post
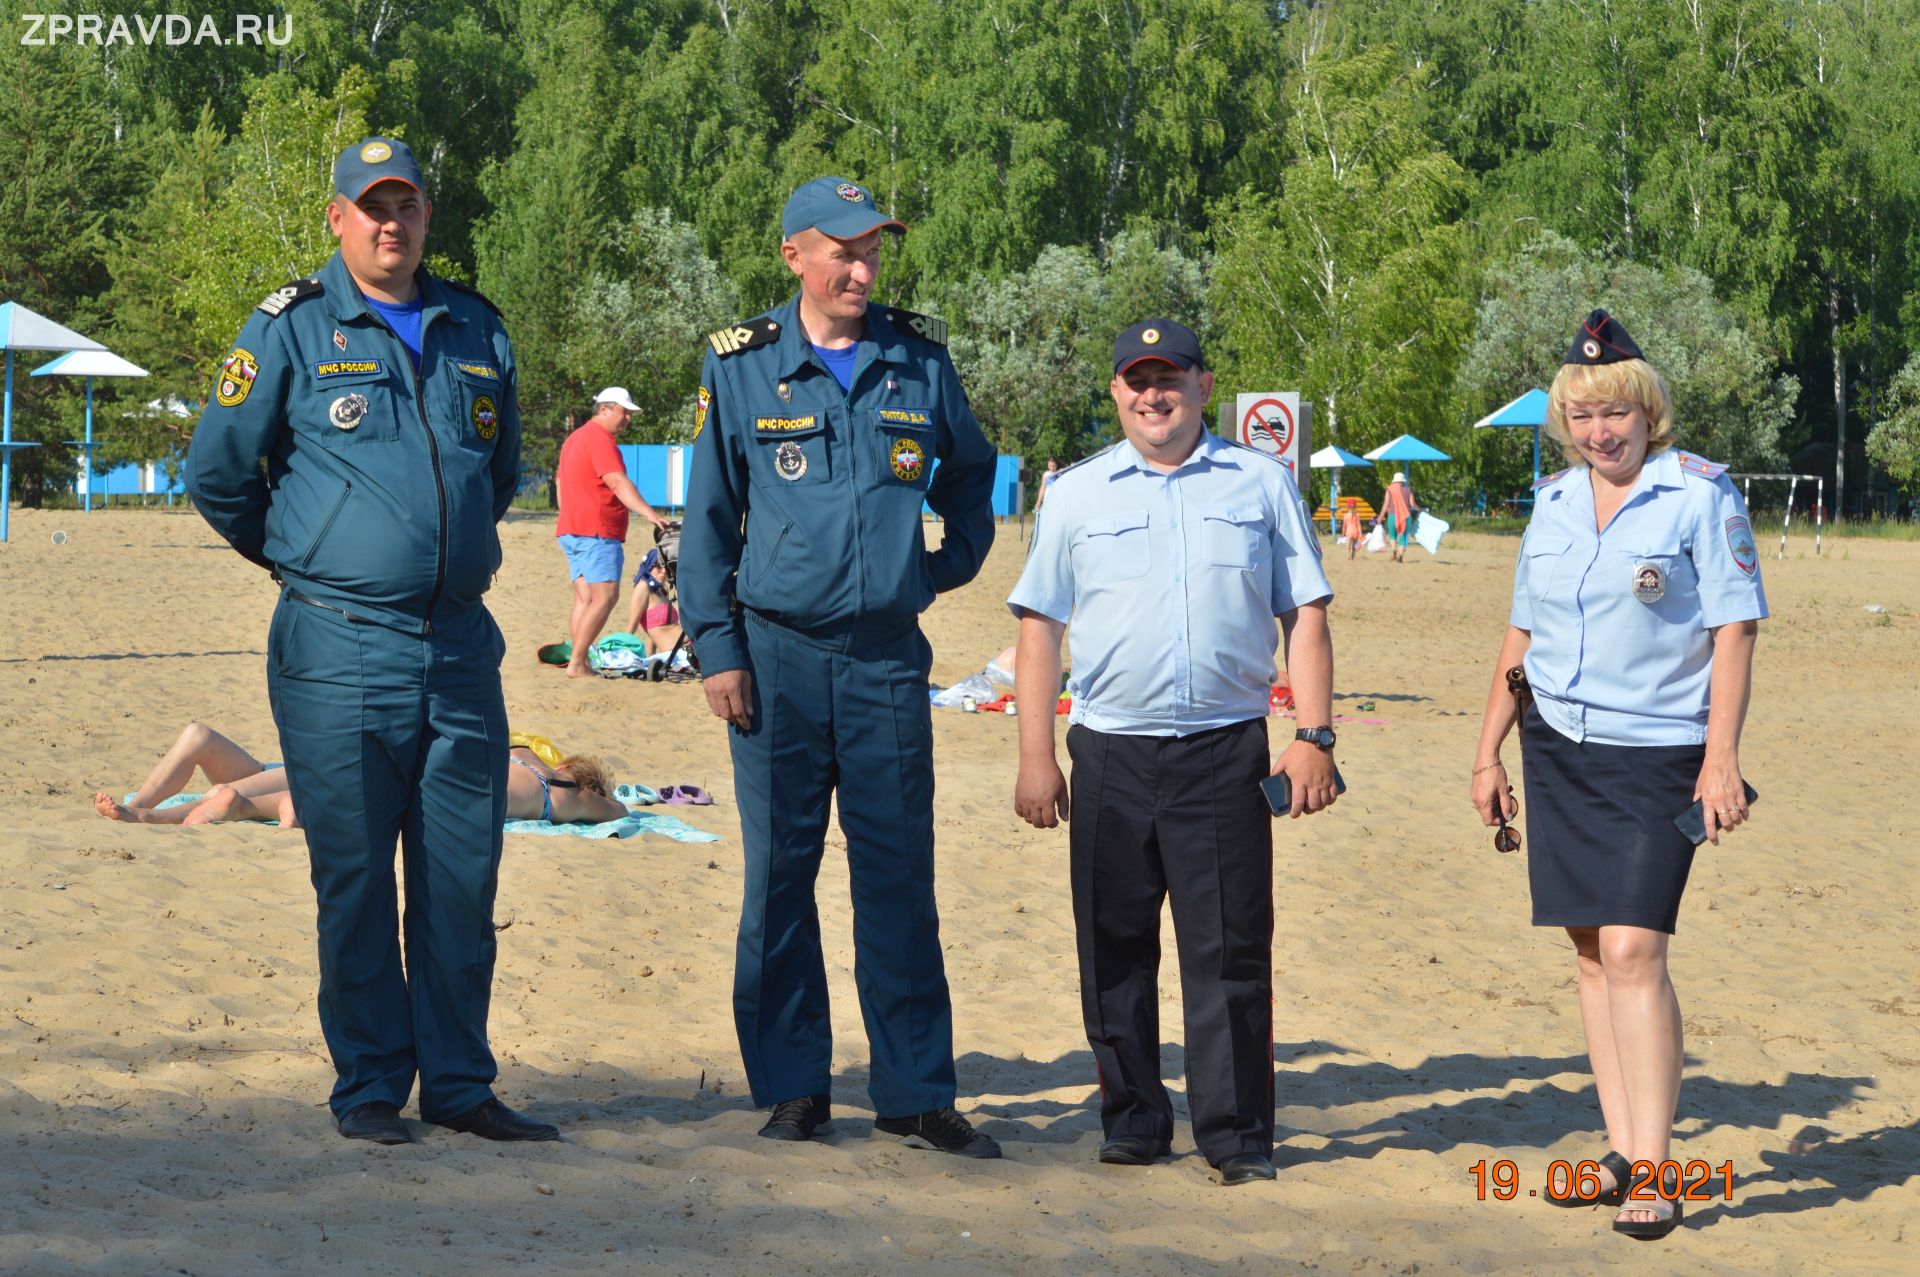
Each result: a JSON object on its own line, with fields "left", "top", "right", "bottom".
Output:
{"left": 1728, "top": 473, "right": 1823, "bottom": 559}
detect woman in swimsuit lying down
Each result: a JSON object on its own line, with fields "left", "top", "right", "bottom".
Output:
{"left": 94, "top": 722, "right": 629, "bottom": 826}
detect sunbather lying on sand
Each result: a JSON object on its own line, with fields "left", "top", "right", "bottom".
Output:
{"left": 95, "top": 722, "right": 629, "bottom": 826}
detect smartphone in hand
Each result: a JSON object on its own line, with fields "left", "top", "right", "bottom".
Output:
{"left": 1674, "top": 782, "right": 1759, "bottom": 846}
{"left": 1260, "top": 765, "right": 1347, "bottom": 817}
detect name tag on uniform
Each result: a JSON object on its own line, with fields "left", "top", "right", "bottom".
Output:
{"left": 874, "top": 407, "right": 932, "bottom": 429}
{"left": 313, "top": 360, "right": 383, "bottom": 379}
{"left": 453, "top": 361, "right": 500, "bottom": 380}
{"left": 1632, "top": 561, "right": 1665, "bottom": 603}
{"left": 755, "top": 415, "right": 818, "bottom": 434}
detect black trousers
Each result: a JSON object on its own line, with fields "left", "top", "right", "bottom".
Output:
{"left": 1066, "top": 718, "right": 1274, "bottom": 1163}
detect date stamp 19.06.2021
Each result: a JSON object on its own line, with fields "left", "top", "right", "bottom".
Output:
{"left": 1467, "top": 1158, "right": 1735, "bottom": 1202}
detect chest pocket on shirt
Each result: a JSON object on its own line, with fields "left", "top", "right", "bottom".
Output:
{"left": 448, "top": 364, "right": 503, "bottom": 453}
{"left": 306, "top": 363, "right": 400, "bottom": 447}
{"left": 1615, "top": 536, "right": 1694, "bottom": 612}
{"left": 1072, "top": 510, "right": 1150, "bottom": 583}
{"left": 1523, "top": 534, "right": 1573, "bottom": 599}
{"left": 1203, "top": 506, "right": 1266, "bottom": 570}
{"left": 873, "top": 407, "right": 934, "bottom": 489}
{"left": 752, "top": 411, "right": 832, "bottom": 487}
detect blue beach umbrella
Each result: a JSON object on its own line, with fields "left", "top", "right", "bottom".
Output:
{"left": 31, "top": 349, "right": 150, "bottom": 513}
{"left": 0, "top": 302, "right": 107, "bottom": 541}
{"left": 1472, "top": 388, "right": 1550, "bottom": 483}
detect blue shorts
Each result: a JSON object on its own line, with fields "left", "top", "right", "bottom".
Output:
{"left": 558, "top": 534, "right": 624, "bottom": 584}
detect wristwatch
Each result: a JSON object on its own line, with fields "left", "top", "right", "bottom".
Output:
{"left": 1295, "top": 726, "right": 1337, "bottom": 751}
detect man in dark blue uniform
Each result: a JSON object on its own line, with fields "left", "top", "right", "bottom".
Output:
{"left": 186, "top": 137, "right": 554, "bottom": 1145}
{"left": 680, "top": 176, "right": 1001, "bottom": 1157}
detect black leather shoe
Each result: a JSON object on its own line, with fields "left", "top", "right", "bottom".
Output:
{"left": 338, "top": 1101, "right": 412, "bottom": 1144}
{"left": 874, "top": 1107, "right": 1002, "bottom": 1159}
{"left": 758, "top": 1095, "right": 831, "bottom": 1142}
{"left": 436, "top": 1098, "right": 560, "bottom": 1142}
{"left": 1216, "top": 1153, "right": 1277, "bottom": 1185}
{"left": 1098, "top": 1135, "right": 1171, "bottom": 1166}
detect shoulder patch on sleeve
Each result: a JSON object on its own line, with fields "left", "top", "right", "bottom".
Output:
{"left": 707, "top": 318, "right": 781, "bottom": 358}
{"left": 441, "top": 277, "right": 504, "bottom": 318}
{"left": 887, "top": 307, "right": 948, "bottom": 347}
{"left": 255, "top": 278, "right": 323, "bottom": 318}
{"left": 1532, "top": 466, "right": 1573, "bottom": 491}
{"left": 1675, "top": 451, "right": 1729, "bottom": 480}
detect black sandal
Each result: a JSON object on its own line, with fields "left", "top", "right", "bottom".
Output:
{"left": 1545, "top": 1150, "right": 1631, "bottom": 1207}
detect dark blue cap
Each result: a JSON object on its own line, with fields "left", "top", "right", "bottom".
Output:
{"left": 1565, "top": 309, "right": 1644, "bottom": 365}
{"left": 1113, "top": 319, "right": 1204, "bottom": 374}
{"left": 780, "top": 177, "right": 906, "bottom": 240}
{"left": 333, "top": 137, "right": 425, "bottom": 201}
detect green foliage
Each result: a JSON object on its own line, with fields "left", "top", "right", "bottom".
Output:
{"left": 1866, "top": 355, "right": 1920, "bottom": 488}
{"left": 1457, "top": 232, "right": 1795, "bottom": 503}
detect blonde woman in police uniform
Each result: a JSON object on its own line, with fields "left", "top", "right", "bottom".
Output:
{"left": 1469, "top": 310, "right": 1767, "bottom": 1241}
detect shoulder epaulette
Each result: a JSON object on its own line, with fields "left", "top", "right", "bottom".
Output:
{"left": 1674, "top": 451, "right": 1729, "bottom": 480}
{"left": 1532, "top": 466, "right": 1573, "bottom": 491}
{"left": 441, "top": 277, "right": 503, "bottom": 318}
{"left": 707, "top": 317, "right": 781, "bottom": 358}
{"left": 256, "top": 278, "right": 323, "bottom": 318}
{"left": 1053, "top": 442, "right": 1122, "bottom": 480}
{"left": 887, "top": 307, "right": 948, "bottom": 347}
{"left": 1223, "top": 438, "right": 1291, "bottom": 466}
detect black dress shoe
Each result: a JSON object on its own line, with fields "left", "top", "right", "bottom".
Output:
{"left": 874, "top": 1107, "right": 1003, "bottom": 1159}
{"left": 338, "top": 1101, "right": 412, "bottom": 1145}
{"left": 758, "top": 1095, "right": 831, "bottom": 1142}
{"left": 1216, "top": 1152, "right": 1277, "bottom": 1185}
{"left": 436, "top": 1098, "right": 560, "bottom": 1142}
{"left": 1098, "top": 1135, "right": 1171, "bottom": 1166}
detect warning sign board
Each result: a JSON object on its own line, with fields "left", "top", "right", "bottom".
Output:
{"left": 1227, "top": 392, "right": 1305, "bottom": 477}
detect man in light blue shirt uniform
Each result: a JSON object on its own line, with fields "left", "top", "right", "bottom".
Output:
{"left": 1514, "top": 445, "right": 1768, "bottom": 746}
{"left": 1009, "top": 319, "right": 1337, "bottom": 1187}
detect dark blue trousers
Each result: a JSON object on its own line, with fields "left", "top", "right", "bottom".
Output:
{"left": 728, "top": 609, "right": 956, "bottom": 1116}
{"left": 267, "top": 594, "right": 510, "bottom": 1122}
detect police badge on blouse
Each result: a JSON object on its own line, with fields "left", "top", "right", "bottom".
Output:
{"left": 774, "top": 441, "right": 808, "bottom": 480}
{"left": 1632, "top": 561, "right": 1665, "bottom": 603}
{"left": 329, "top": 393, "right": 369, "bottom": 431}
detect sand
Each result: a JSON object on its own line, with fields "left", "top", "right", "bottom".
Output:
{"left": 1, "top": 505, "right": 1915, "bottom": 1276}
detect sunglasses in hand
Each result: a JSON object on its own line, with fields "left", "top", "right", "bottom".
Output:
{"left": 1494, "top": 785, "right": 1521, "bottom": 853}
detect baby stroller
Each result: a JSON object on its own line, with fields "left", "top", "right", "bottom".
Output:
{"left": 645, "top": 519, "right": 698, "bottom": 678}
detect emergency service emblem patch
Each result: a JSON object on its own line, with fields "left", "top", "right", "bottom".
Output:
{"left": 890, "top": 436, "right": 925, "bottom": 482}
{"left": 472, "top": 394, "right": 498, "bottom": 440}
{"left": 836, "top": 182, "right": 865, "bottom": 203}
{"left": 774, "top": 441, "right": 808, "bottom": 480}
{"left": 1725, "top": 515, "right": 1758, "bottom": 577}
{"left": 329, "top": 393, "right": 369, "bottom": 431}
{"left": 215, "top": 349, "right": 258, "bottom": 408}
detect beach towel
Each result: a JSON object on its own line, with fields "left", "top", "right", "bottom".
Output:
{"left": 1412, "top": 512, "right": 1450, "bottom": 557}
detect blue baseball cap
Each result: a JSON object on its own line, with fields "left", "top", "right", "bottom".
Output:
{"left": 1113, "top": 319, "right": 1205, "bottom": 374}
{"left": 780, "top": 177, "right": 906, "bottom": 240}
{"left": 333, "top": 137, "right": 425, "bottom": 201}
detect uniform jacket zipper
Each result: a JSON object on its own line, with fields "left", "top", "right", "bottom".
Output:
{"left": 369, "top": 310, "right": 448, "bottom": 636}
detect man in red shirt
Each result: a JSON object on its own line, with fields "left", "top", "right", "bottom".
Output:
{"left": 555, "top": 387, "right": 669, "bottom": 677}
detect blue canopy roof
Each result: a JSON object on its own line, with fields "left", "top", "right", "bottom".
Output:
{"left": 1473, "top": 388, "right": 1549, "bottom": 429}
{"left": 1365, "top": 434, "right": 1452, "bottom": 463}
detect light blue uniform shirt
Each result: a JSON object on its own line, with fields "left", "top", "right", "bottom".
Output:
{"left": 1512, "top": 448, "right": 1768, "bottom": 747}
{"left": 1008, "top": 430, "right": 1332, "bottom": 736}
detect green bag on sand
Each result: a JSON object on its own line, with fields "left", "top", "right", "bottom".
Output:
{"left": 537, "top": 640, "right": 572, "bottom": 666}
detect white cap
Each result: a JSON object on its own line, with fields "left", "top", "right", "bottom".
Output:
{"left": 594, "top": 387, "right": 640, "bottom": 412}
{"left": 1391, "top": 471, "right": 1408, "bottom": 484}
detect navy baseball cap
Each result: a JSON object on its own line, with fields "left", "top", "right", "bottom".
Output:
{"left": 781, "top": 177, "right": 906, "bottom": 240}
{"left": 333, "top": 137, "right": 425, "bottom": 201}
{"left": 1113, "top": 319, "right": 1204, "bottom": 374}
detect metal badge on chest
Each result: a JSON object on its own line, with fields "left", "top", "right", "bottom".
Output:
{"left": 1632, "top": 560, "right": 1665, "bottom": 603}
{"left": 330, "top": 393, "right": 369, "bottom": 431}
{"left": 775, "top": 441, "right": 808, "bottom": 480}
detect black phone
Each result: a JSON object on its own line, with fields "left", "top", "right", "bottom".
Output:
{"left": 1260, "top": 765, "right": 1347, "bottom": 816}
{"left": 1674, "top": 782, "right": 1759, "bottom": 845}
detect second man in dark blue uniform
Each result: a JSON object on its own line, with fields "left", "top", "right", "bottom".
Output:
{"left": 679, "top": 177, "right": 1000, "bottom": 1157}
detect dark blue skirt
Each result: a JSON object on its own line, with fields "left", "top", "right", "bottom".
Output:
{"left": 1519, "top": 705, "right": 1704, "bottom": 934}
